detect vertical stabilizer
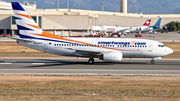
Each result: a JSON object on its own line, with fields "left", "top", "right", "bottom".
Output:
{"left": 143, "top": 18, "right": 151, "bottom": 26}
{"left": 11, "top": 2, "right": 42, "bottom": 38}
{"left": 153, "top": 18, "right": 161, "bottom": 28}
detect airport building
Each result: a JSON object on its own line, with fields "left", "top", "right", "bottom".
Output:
{"left": 1, "top": 0, "right": 180, "bottom": 37}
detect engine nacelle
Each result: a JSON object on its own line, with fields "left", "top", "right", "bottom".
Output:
{"left": 103, "top": 51, "right": 123, "bottom": 62}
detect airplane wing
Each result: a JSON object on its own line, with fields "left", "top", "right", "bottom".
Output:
{"left": 75, "top": 50, "right": 103, "bottom": 55}
{"left": 143, "top": 27, "right": 151, "bottom": 30}
{"left": 118, "top": 27, "right": 132, "bottom": 34}
{"left": 65, "top": 48, "right": 103, "bottom": 56}
{"left": 120, "top": 27, "right": 131, "bottom": 31}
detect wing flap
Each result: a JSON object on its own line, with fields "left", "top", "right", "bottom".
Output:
{"left": 65, "top": 48, "right": 103, "bottom": 56}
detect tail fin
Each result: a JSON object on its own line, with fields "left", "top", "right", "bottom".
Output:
{"left": 143, "top": 18, "right": 151, "bottom": 26}
{"left": 11, "top": 2, "right": 42, "bottom": 38}
{"left": 152, "top": 18, "right": 161, "bottom": 28}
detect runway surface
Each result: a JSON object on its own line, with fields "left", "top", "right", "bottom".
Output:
{"left": 0, "top": 58, "right": 180, "bottom": 75}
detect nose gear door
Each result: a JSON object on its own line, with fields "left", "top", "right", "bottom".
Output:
{"left": 148, "top": 43, "right": 153, "bottom": 52}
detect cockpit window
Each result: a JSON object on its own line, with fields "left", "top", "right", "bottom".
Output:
{"left": 158, "top": 45, "right": 165, "bottom": 47}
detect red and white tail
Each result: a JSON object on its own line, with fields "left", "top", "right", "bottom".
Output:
{"left": 143, "top": 18, "right": 151, "bottom": 26}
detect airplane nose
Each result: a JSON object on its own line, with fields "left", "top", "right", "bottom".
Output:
{"left": 167, "top": 47, "right": 173, "bottom": 54}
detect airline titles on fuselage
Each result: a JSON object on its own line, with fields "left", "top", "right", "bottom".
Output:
{"left": 98, "top": 41, "right": 146, "bottom": 45}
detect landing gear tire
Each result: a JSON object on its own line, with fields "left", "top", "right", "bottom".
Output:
{"left": 151, "top": 60, "right": 155, "bottom": 64}
{"left": 88, "top": 58, "right": 94, "bottom": 64}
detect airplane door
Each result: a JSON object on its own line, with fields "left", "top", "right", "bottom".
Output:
{"left": 148, "top": 43, "right": 153, "bottom": 52}
{"left": 43, "top": 41, "right": 48, "bottom": 51}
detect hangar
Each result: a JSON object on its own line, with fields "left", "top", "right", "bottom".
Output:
{"left": 0, "top": 1, "right": 180, "bottom": 37}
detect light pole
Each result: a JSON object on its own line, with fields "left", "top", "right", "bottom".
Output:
{"left": 67, "top": 0, "right": 69, "bottom": 9}
{"left": 57, "top": 0, "right": 59, "bottom": 10}
{"left": 100, "top": 2, "right": 104, "bottom": 11}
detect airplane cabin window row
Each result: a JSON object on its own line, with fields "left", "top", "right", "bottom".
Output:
{"left": 54, "top": 44, "right": 147, "bottom": 48}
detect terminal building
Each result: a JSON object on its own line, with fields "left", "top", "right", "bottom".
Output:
{"left": 1, "top": 0, "right": 180, "bottom": 37}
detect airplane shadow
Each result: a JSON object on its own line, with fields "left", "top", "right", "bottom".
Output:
{"left": 21, "top": 59, "right": 148, "bottom": 68}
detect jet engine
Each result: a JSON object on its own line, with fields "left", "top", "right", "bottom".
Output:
{"left": 100, "top": 51, "right": 123, "bottom": 62}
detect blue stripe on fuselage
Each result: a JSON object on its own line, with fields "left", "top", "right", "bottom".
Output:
{"left": 18, "top": 35, "right": 77, "bottom": 44}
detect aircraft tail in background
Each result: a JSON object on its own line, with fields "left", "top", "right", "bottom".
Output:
{"left": 151, "top": 18, "right": 162, "bottom": 30}
{"left": 143, "top": 18, "right": 151, "bottom": 26}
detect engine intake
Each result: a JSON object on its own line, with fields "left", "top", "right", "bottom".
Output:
{"left": 101, "top": 51, "right": 123, "bottom": 62}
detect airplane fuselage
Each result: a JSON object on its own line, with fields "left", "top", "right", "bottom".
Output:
{"left": 17, "top": 38, "right": 173, "bottom": 59}
{"left": 127, "top": 26, "right": 150, "bottom": 33}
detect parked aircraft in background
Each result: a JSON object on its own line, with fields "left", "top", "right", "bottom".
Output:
{"left": 11, "top": 2, "right": 173, "bottom": 64}
{"left": 92, "top": 18, "right": 151, "bottom": 35}
{"left": 92, "top": 26, "right": 130, "bottom": 35}
{"left": 125, "top": 18, "right": 152, "bottom": 34}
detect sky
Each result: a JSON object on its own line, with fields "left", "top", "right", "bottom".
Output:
{"left": 2, "top": 0, "right": 180, "bottom": 14}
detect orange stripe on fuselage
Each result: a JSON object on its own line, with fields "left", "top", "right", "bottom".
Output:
{"left": 33, "top": 31, "right": 145, "bottom": 52}
{"left": 26, "top": 24, "right": 40, "bottom": 29}
{"left": 34, "top": 31, "right": 92, "bottom": 45}
{"left": 16, "top": 13, "right": 32, "bottom": 20}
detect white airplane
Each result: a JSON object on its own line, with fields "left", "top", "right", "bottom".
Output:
{"left": 11, "top": 2, "right": 173, "bottom": 64}
{"left": 92, "top": 18, "right": 151, "bottom": 35}
{"left": 125, "top": 18, "right": 152, "bottom": 34}
{"left": 92, "top": 26, "right": 130, "bottom": 33}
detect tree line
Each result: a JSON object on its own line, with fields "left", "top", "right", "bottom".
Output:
{"left": 166, "top": 21, "right": 180, "bottom": 32}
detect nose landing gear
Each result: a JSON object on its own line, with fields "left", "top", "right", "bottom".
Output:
{"left": 151, "top": 60, "right": 155, "bottom": 64}
{"left": 150, "top": 57, "right": 161, "bottom": 64}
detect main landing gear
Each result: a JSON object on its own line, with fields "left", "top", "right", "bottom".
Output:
{"left": 151, "top": 60, "right": 155, "bottom": 64}
{"left": 88, "top": 58, "right": 94, "bottom": 64}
